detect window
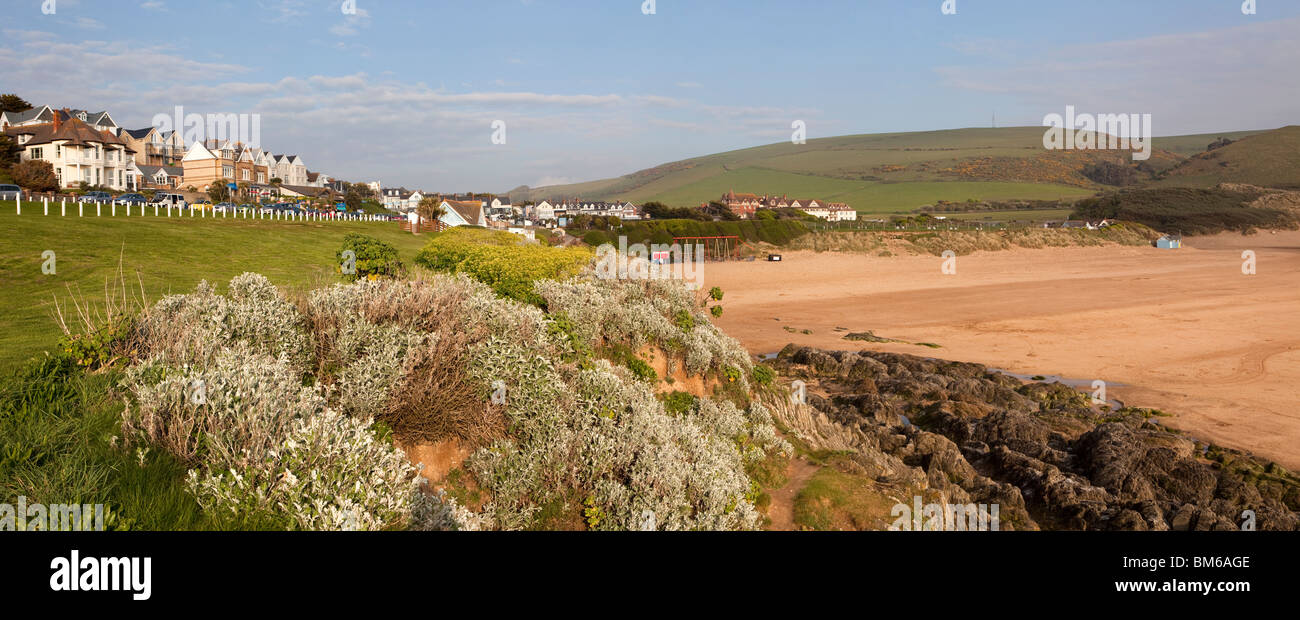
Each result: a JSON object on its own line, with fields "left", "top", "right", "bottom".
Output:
{"left": 242, "top": 169, "right": 250, "bottom": 180}
{"left": 30, "top": 147, "right": 42, "bottom": 159}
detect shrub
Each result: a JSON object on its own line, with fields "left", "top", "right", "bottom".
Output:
{"left": 674, "top": 309, "right": 695, "bottom": 332}
{"left": 337, "top": 233, "right": 404, "bottom": 281}
{"left": 10, "top": 159, "right": 57, "bottom": 192}
{"left": 114, "top": 267, "right": 785, "bottom": 531}
{"left": 751, "top": 364, "right": 775, "bottom": 386}
{"left": 710, "top": 305, "right": 723, "bottom": 318}
{"left": 709, "top": 287, "right": 724, "bottom": 301}
{"left": 185, "top": 403, "right": 419, "bottom": 531}
{"left": 57, "top": 316, "right": 135, "bottom": 369}
{"left": 137, "top": 274, "right": 312, "bottom": 371}
{"left": 662, "top": 390, "right": 697, "bottom": 416}
{"left": 414, "top": 228, "right": 592, "bottom": 305}
{"left": 625, "top": 356, "right": 657, "bottom": 383}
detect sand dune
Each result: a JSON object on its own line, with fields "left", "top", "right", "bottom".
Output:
{"left": 706, "top": 231, "right": 1300, "bottom": 470}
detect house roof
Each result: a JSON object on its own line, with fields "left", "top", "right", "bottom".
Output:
{"left": 138, "top": 164, "right": 183, "bottom": 177}
{"left": 123, "top": 127, "right": 156, "bottom": 140}
{"left": 279, "top": 184, "right": 329, "bottom": 197}
{"left": 56, "top": 109, "right": 116, "bottom": 128}
{"left": 1, "top": 106, "right": 51, "bottom": 126}
{"left": 444, "top": 200, "right": 484, "bottom": 225}
{"left": 3, "top": 116, "right": 134, "bottom": 151}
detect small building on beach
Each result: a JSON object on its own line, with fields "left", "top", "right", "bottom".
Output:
{"left": 1155, "top": 234, "right": 1182, "bottom": 249}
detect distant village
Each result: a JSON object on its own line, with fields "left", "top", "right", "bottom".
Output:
{"left": 0, "top": 103, "right": 863, "bottom": 232}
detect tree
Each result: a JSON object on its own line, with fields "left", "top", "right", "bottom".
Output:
{"left": 1208, "top": 137, "right": 1234, "bottom": 151}
{"left": 1081, "top": 161, "right": 1139, "bottom": 187}
{"left": 0, "top": 134, "right": 19, "bottom": 169}
{"left": 207, "top": 179, "right": 231, "bottom": 202}
{"left": 10, "top": 159, "right": 58, "bottom": 192}
{"left": 348, "top": 182, "right": 374, "bottom": 199}
{"left": 417, "top": 196, "right": 446, "bottom": 222}
{"left": 344, "top": 189, "right": 363, "bottom": 211}
{"left": 703, "top": 200, "right": 740, "bottom": 221}
{"left": 0, "top": 94, "right": 32, "bottom": 115}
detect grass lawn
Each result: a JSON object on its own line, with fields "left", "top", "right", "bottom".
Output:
{"left": 0, "top": 202, "right": 428, "bottom": 371}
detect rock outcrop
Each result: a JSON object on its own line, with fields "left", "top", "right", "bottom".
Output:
{"left": 770, "top": 345, "right": 1300, "bottom": 531}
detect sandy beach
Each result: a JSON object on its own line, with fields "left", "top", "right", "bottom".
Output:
{"left": 706, "top": 231, "right": 1300, "bottom": 470}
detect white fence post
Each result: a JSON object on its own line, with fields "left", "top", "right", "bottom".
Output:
{"left": 44, "top": 198, "right": 48, "bottom": 216}
{"left": 97, "top": 202, "right": 101, "bottom": 217}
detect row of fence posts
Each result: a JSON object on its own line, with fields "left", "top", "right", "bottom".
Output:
{"left": 11, "top": 195, "right": 384, "bottom": 222}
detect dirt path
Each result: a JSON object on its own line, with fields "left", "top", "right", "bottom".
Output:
{"left": 766, "top": 454, "right": 821, "bottom": 531}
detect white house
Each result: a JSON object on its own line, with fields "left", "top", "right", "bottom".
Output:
{"left": 440, "top": 199, "right": 487, "bottom": 227}
{"left": 1, "top": 106, "right": 119, "bottom": 134}
{"left": 801, "top": 202, "right": 858, "bottom": 222}
{"left": 3, "top": 113, "right": 138, "bottom": 190}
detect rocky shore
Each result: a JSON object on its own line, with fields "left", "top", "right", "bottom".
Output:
{"left": 769, "top": 345, "right": 1300, "bottom": 531}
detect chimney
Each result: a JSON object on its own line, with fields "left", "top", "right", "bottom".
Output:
{"left": 52, "top": 110, "right": 63, "bottom": 132}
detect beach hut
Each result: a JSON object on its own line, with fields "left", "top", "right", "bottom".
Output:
{"left": 1156, "top": 234, "right": 1182, "bottom": 249}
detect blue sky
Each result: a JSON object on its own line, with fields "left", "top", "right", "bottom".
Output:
{"left": 3, "top": 0, "right": 1298, "bottom": 191}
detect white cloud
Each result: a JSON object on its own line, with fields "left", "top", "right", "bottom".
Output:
{"left": 935, "top": 17, "right": 1300, "bottom": 134}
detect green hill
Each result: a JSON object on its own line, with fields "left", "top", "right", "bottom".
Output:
{"left": 1156, "top": 126, "right": 1300, "bottom": 189}
{"left": 508, "top": 126, "right": 1284, "bottom": 214}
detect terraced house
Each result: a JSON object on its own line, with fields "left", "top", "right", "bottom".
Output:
{"left": 120, "top": 126, "right": 185, "bottom": 167}
{"left": 271, "top": 154, "right": 309, "bottom": 186}
{"left": 3, "top": 112, "right": 140, "bottom": 190}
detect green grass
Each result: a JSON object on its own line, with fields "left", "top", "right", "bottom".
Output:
{"left": 0, "top": 203, "right": 427, "bottom": 371}
{"left": 793, "top": 464, "right": 899, "bottom": 531}
{"left": 0, "top": 357, "right": 215, "bottom": 530}
{"left": 616, "top": 166, "right": 1095, "bottom": 214}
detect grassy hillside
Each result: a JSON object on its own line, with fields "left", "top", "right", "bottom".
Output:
{"left": 1070, "top": 187, "right": 1300, "bottom": 235}
{"left": 0, "top": 205, "right": 427, "bottom": 371}
{"left": 1156, "top": 126, "right": 1300, "bottom": 189}
{"left": 509, "top": 126, "right": 1293, "bottom": 214}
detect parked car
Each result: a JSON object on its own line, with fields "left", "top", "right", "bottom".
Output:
{"left": 79, "top": 191, "right": 113, "bottom": 203}
{"left": 150, "top": 193, "right": 189, "bottom": 210}
{"left": 214, "top": 202, "right": 236, "bottom": 213}
{"left": 115, "top": 193, "right": 148, "bottom": 205}
{"left": 0, "top": 184, "right": 21, "bottom": 200}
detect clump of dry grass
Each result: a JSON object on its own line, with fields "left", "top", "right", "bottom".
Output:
{"left": 50, "top": 253, "right": 150, "bottom": 369}
{"left": 381, "top": 331, "right": 505, "bottom": 446}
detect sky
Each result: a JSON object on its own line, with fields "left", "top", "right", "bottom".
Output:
{"left": 3, "top": 0, "right": 1299, "bottom": 192}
